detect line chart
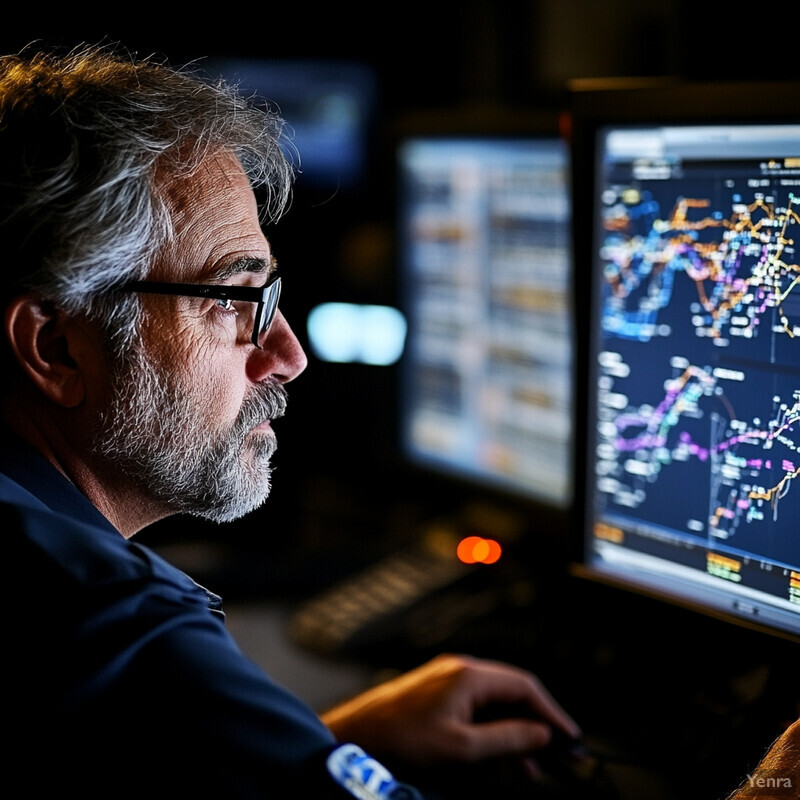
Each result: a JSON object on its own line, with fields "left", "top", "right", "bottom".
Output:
{"left": 596, "top": 345, "right": 799, "bottom": 562}
{"left": 600, "top": 188, "right": 800, "bottom": 350}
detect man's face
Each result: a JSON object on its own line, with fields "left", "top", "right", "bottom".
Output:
{"left": 92, "top": 152, "right": 307, "bottom": 523}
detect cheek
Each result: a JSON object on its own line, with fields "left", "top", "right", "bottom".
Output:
{"left": 176, "top": 345, "right": 248, "bottom": 425}
{"left": 141, "top": 310, "right": 249, "bottom": 425}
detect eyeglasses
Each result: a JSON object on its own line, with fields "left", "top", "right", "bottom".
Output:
{"left": 120, "top": 273, "right": 282, "bottom": 348}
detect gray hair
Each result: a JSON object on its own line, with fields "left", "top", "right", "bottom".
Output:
{"left": 0, "top": 42, "right": 294, "bottom": 357}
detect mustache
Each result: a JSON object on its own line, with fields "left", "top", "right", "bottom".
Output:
{"left": 237, "top": 380, "right": 289, "bottom": 431}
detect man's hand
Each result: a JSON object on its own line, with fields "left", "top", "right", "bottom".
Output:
{"left": 321, "top": 653, "right": 580, "bottom": 769}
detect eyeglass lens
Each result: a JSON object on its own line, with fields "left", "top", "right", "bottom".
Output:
{"left": 255, "top": 277, "right": 281, "bottom": 344}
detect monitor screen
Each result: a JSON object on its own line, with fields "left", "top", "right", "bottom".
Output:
{"left": 577, "top": 101, "right": 800, "bottom": 641}
{"left": 208, "top": 58, "right": 377, "bottom": 191}
{"left": 397, "top": 135, "right": 573, "bottom": 508}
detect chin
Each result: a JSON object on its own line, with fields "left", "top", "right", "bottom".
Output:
{"left": 196, "top": 484, "right": 271, "bottom": 524}
{"left": 247, "top": 429, "right": 278, "bottom": 459}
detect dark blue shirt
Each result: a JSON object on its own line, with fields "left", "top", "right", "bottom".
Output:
{"left": 1, "top": 430, "right": 419, "bottom": 799}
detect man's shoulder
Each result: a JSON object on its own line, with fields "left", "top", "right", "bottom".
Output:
{"left": 4, "top": 491, "right": 142, "bottom": 583}
{"left": 1, "top": 474, "right": 194, "bottom": 600}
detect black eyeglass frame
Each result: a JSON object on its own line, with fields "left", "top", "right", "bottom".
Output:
{"left": 120, "top": 273, "right": 281, "bottom": 348}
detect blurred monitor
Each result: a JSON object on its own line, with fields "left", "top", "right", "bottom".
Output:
{"left": 397, "top": 130, "right": 573, "bottom": 510}
{"left": 210, "top": 58, "right": 377, "bottom": 191}
{"left": 570, "top": 81, "right": 800, "bottom": 642}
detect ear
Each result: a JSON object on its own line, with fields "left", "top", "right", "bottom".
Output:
{"left": 5, "top": 294, "right": 88, "bottom": 408}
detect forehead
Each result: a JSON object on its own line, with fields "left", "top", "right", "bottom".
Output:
{"left": 156, "top": 151, "right": 270, "bottom": 282}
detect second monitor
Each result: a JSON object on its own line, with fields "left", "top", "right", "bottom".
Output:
{"left": 397, "top": 133, "right": 573, "bottom": 510}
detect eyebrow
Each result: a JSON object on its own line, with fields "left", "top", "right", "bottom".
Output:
{"left": 212, "top": 255, "right": 278, "bottom": 282}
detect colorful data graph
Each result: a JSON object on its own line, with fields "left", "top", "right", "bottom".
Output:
{"left": 600, "top": 189, "right": 800, "bottom": 346}
{"left": 597, "top": 349, "right": 799, "bottom": 550}
{"left": 710, "top": 388, "right": 800, "bottom": 537}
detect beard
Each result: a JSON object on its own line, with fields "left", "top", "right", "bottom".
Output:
{"left": 91, "top": 337, "right": 288, "bottom": 523}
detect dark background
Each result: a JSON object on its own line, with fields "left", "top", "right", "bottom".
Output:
{"left": 3, "top": 6, "right": 798, "bottom": 798}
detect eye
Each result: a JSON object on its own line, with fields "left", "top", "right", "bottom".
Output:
{"left": 215, "top": 297, "right": 236, "bottom": 313}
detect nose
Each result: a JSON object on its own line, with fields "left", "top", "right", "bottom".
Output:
{"left": 247, "top": 310, "right": 307, "bottom": 384}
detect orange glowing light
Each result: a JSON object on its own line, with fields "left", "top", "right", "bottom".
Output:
{"left": 456, "top": 536, "right": 502, "bottom": 565}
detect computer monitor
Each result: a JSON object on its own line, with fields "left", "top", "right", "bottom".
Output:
{"left": 397, "top": 126, "right": 573, "bottom": 512}
{"left": 570, "top": 81, "right": 800, "bottom": 642}
{"left": 207, "top": 58, "right": 377, "bottom": 192}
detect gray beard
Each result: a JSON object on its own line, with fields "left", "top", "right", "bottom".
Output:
{"left": 91, "top": 340, "right": 288, "bottom": 523}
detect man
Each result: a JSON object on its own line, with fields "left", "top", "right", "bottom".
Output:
{"left": 0, "top": 43, "right": 580, "bottom": 797}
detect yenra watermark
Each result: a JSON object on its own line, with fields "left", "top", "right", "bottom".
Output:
{"left": 740, "top": 769, "right": 796, "bottom": 796}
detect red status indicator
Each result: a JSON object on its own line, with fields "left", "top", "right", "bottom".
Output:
{"left": 456, "top": 536, "right": 502, "bottom": 565}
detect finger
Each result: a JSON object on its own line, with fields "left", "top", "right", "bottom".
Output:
{"left": 519, "top": 677, "right": 582, "bottom": 738}
{"left": 519, "top": 755, "right": 543, "bottom": 781}
{"left": 464, "top": 660, "right": 581, "bottom": 738}
{"left": 466, "top": 718, "right": 553, "bottom": 761}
